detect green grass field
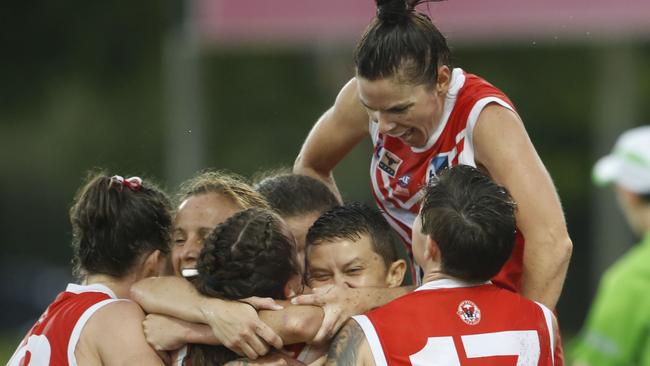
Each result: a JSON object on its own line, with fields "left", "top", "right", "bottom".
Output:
{"left": 1, "top": 332, "right": 20, "bottom": 362}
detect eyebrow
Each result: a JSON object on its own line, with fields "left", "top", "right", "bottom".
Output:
{"left": 342, "top": 258, "right": 364, "bottom": 268}
{"left": 359, "top": 98, "right": 413, "bottom": 112}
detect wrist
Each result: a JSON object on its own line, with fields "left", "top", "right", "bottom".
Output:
{"left": 198, "top": 297, "right": 224, "bottom": 324}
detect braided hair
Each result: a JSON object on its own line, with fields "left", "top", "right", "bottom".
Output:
{"left": 189, "top": 208, "right": 301, "bottom": 365}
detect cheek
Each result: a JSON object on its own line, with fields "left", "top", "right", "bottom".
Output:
{"left": 170, "top": 247, "right": 183, "bottom": 276}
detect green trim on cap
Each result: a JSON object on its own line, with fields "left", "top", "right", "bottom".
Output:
{"left": 614, "top": 148, "right": 649, "bottom": 167}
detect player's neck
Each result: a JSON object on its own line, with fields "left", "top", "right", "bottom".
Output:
{"left": 84, "top": 273, "right": 136, "bottom": 299}
{"left": 420, "top": 269, "right": 453, "bottom": 284}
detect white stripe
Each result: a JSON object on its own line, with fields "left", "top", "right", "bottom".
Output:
{"left": 352, "top": 315, "right": 388, "bottom": 366}
{"left": 369, "top": 120, "right": 380, "bottom": 143}
{"left": 174, "top": 345, "right": 188, "bottom": 366}
{"left": 535, "top": 301, "right": 556, "bottom": 365}
{"left": 370, "top": 158, "right": 418, "bottom": 234}
{"left": 67, "top": 298, "right": 124, "bottom": 366}
{"left": 66, "top": 283, "right": 118, "bottom": 299}
{"left": 415, "top": 278, "right": 490, "bottom": 291}
{"left": 460, "top": 96, "right": 514, "bottom": 166}
{"left": 411, "top": 68, "right": 466, "bottom": 153}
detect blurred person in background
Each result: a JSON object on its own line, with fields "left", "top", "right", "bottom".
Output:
{"left": 572, "top": 126, "right": 650, "bottom": 365}
{"left": 8, "top": 172, "right": 172, "bottom": 365}
{"left": 293, "top": 0, "right": 572, "bottom": 312}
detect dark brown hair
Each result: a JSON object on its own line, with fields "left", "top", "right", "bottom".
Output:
{"left": 420, "top": 165, "right": 517, "bottom": 282}
{"left": 69, "top": 171, "right": 172, "bottom": 279}
{"left": 254, "top": 170, "right": 340, "bottom": 218}
{"left": 306, "top": 203, "right": 401, "bottom": 271}
{"left": 355, "top": 0, "right": 450, "bottom": 86}
{"left": 189, "top": 208, "right": 301, "bottom": 365}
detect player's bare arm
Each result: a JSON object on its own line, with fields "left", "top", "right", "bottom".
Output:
{"left": 324, "top": 320, "right": 373, "bottom": 366}
{"left": 78, "top": 300, "right": 166, "bottom": 366}
{"left": 473, "top": 104, "right": 573, "bottom": 309}
{"left": 131, "top": 276, "right": 283, "bottom": 359}
{"left": 294, "top": 78, "right": 369, "bottom": 202}
{"left": 259, "top": 302, "right": 324, "bottom": 344}
{"left": 292, "top": 285, "right": 413, "bottom": 342}
{"left": 143, "top": 313, "right": 217, "bottom": 351}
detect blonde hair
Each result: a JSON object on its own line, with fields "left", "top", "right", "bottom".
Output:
{"left": 178, "top": 170, "right": 269, "bottom": 210}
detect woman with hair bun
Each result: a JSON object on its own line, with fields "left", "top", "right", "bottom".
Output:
{"left": 294, "top": 0, "right": 571, "bottom": 309}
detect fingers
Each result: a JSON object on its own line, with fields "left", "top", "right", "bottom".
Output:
{"left": 291, "top": 294, "right": 323, "bottom": 306}
{"left": 238, "top": 341, "right": 260, "bottom": 360}
{"left": 245, "top": 296, "right": 284, "bottom": 311}
{"left": 312, "top": 314, "right": 335, "bottom": 343}
{"left": 255, "top": 321, "right": 284, "bottom": 350}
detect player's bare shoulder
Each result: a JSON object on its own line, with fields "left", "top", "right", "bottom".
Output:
{"left": 331, "top": 77, "right": 369, "bottom": 133}
{"left": 325, "top": 319, "right": 373, "bottom": 366}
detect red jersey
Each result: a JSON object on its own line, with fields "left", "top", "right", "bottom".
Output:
{"left": 354, "top": 279, "right": 555, "bottom": 366}
{"left": 8, "top": 284, "right": 121, "bottom": 366}
{"left": 369, "top": 68, "right": 524, "bottom": 290}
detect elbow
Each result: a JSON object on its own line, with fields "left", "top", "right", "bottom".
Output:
{"left": 557, "top": 234, "right": 573, "bottom": 266}
{"left": 293, "top": 153, "right": 306, "bottom": 173}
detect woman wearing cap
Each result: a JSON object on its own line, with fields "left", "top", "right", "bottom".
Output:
{"left": 572, "top": 126, "right": 650, "bottom": 365}
{"left": 294, "top": 0, "right": 572, "bottom": 310}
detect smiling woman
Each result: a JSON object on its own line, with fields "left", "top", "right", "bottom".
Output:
{"left": 170, "top": 170, "right": 269, "bottom": 278}
{"left": 293, "top": 0, "right": 572, "bottom": 349}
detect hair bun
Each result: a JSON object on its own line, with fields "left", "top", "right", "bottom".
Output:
{"left": 376, "top": 0, "right": 412, "bottom": 25}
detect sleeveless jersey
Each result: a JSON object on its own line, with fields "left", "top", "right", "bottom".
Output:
{"left": 353, "top": 279, "right": 554, "bottom": 366}
{"left": 8, "top": 283, "right": 121, "bottom": 366}
{"left": 369, "top": 68, "right": 524, "bottom": 291}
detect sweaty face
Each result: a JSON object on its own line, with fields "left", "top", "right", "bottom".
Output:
{"left": 357, "top": 76, "right": 444, "bottom": 148}
{"left": 307, "top": 234, "right": 389, "bottom": 288}
{"left": 171, "top": 193, "right": 243, "bottom": 277}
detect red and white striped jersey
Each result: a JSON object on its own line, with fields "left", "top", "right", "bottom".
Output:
{"left": 353, "top": 279, "right": 555, "bottom": 366}
{"left": 369, "top": 68, "right": 524, "bottom": 291}
{"left": 8, "top": 283, "right": 121, "bottom": 366}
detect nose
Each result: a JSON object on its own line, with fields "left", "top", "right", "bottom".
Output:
{"left": 376, "top": 112, "right": 397, "bottom": 134}
{"left": 180, "top": 235, "right": 203, "bottom": 268}
{"left": 333, "top": 275, "right": 355, "bottom": 289}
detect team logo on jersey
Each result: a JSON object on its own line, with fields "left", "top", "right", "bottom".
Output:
{"left": 378, "top": 149, "right": 402, "bottom": 177}
{"left": 457, "top": 300, "right": 481, "bottom": 325}
{"left": 397, "top": 175, "right": 411, "bottom": 187}
{"left": 426, "top": 152, "right": 452, "bottom": 183}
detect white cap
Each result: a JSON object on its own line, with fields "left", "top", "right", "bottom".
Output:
{"left": 593, "top": 126, "right": 650, "bottom": 193}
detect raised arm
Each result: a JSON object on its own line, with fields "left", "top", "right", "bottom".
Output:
{"left": 473, "top": 104, "right": 573, "bottom": 309}
{"left": 294, "top": 78, "right": 370, "bottom": 202}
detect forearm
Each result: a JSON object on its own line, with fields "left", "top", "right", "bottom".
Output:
{"left": 259, "top": 304, "right": 324, "bottom": 344}
{"left": 131, "top": 276, "right": 219, "bottom": 323}
{"left": 182, "top": 321, "right": 220, "bottom": 345}
{"left": 520, "top": 229, "right": 572, "bottom": 309}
